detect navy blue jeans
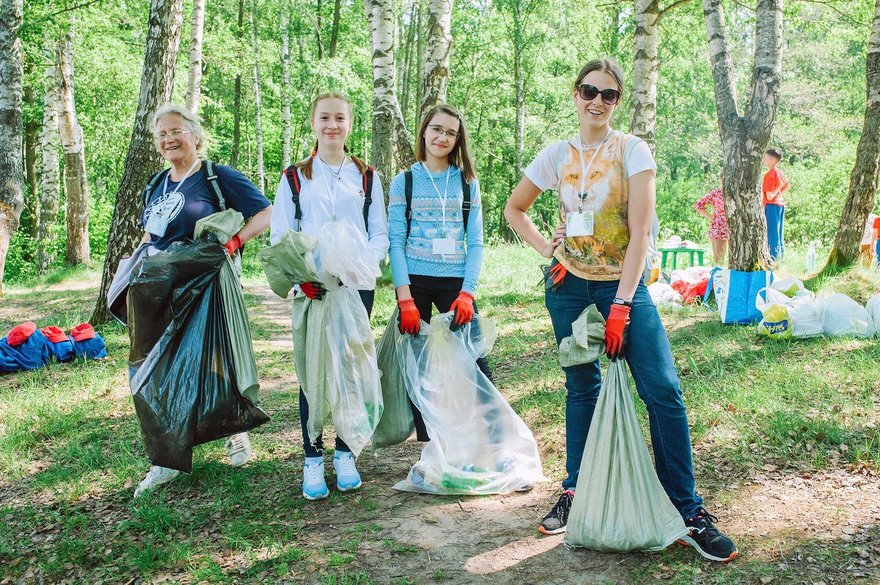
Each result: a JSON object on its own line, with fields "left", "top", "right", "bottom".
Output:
{"left": 545, "top": 272, "right": 703, "bottom": 518}
{"left": 765, "top": 204, "right": 785, "bottom": 261}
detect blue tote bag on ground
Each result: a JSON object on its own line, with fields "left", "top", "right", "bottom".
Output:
{"left": 710, "top": 269, "right": 774, "bottom": 325}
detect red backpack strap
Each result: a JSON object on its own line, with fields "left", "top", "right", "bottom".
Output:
{"left": 283, "top": 165, "right": 303, "bottom": 225}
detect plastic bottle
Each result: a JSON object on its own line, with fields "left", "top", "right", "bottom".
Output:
{"left": 805, "top": 240, "right": 817, "bottom": 273}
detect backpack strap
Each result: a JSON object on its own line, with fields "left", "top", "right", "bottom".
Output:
{"left": 283, "top": 164, "right": 302, "bottom": 229}
{"left": 461, "top": 173, "right": 471, "bottom": 236}
{"left": 404, "top": 170, "right": 413, "bottom": 240}
{"left": 141, "top": 169, "right": 168, "bottom": 212}
{"left": 362, "top": 166, "right": 374, "bottom": 236}
{"left": 204, "top": 160, "right": 227, "bottom": 211}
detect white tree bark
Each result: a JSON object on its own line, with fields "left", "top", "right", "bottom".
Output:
{"left": 419, "top": 0, "right": 453, "bottom": 121}
{"left": 367, "top": 0, "right": 414, "bottom": 189}
{"left": 281, "top": 8, "right": 291, "bottom": 168}
{"left": 38, "top": 35, "right": 62, "bottom": 275}
{"left": 92, "top": 0, "right": 184, "bottom": 323}
{"left": 0, "top": 0, "right": 24, "bottom": 294}
{"left": 250, "top": 0, "right": 265, "bottom": 193}
{"left": 703, "top": 0, "right": 782, "bottom": 271}
{"left": 631, "top": 0, "right": 659, "bottom": 152}
{"left": 56, "top": 25, "right": 90, "bottom": 266}
{"left": 186, "top": 0, "right": 205, "bottom": 114}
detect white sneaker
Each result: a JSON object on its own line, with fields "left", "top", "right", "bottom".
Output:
{"left": 134, "top": 465, "right": 180, "bottom": 498}
{"left": 225, "top": 432, "right": 252, "bottom": 467}
{"left": 302, "top": 457, "right": 330, "bottom": 500}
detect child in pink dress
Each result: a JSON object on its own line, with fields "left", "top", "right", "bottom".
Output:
{"left": 694, "top": 188, "right": 728, "bottom": 266}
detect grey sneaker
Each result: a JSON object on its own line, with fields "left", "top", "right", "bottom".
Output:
{"left": 539, "top": 489, "right": 574, "bottom": 535}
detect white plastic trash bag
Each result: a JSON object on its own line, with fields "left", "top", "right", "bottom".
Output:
{"left": 317, "top": 219, "right": 382, "bottom": 290}
{"left": 819, "top": 293, "right": 871, "bottom": 337}
{"left": 755, "top": 285, "right": 822, "bottom": 339}
{"left": 648, "top": 282, "right": 683, "bottom": 307}
{"left": 393, "top": 313, "right": 543, "bottom": 495}
{"left": 867, "top": 293, "right": 880, "bottom": 337}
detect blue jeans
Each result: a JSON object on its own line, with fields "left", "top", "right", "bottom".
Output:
{"left": 765, "top": 204, "right": 785, "bottom": 261}
{"left": 544, "top": 272, "right": 703, "bottom": 518}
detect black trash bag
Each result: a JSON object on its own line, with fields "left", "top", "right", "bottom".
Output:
{"left": 128, "top": 239, "right": 269, "bottom": 473}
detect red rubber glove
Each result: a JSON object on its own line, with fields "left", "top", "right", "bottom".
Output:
{"left": 299, "top": 282, "right": 326, "bottom": 300}
{"left": 450, "top": 291, "right": 475, "bottom": 326}
{"left": 605, "top": 303, "right": 631, "bottom": 361}
{"left": 398, "top": 298, "right": 421, "bottom": 335}
{"left": 223, "top": 234, "right": 242, "bottom": 256}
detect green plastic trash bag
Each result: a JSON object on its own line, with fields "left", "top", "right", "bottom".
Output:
{"left": 258, "top": 230, "right": 320, "bottom": 298}
{"left": 194, "top": 209, "right": 244, "bottom": 244}
{"left": 564, "top": 360, "right": 688, "bottom": 552}
{"left": 558, "top": 304, "right": 605, "bottom": 367}
{"left": 372, "top": 308, "right": 415, "bottom": 449}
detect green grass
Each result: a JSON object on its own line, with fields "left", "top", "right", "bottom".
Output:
{"left": 1, "top": 244, "right": 879, "bottom": 584}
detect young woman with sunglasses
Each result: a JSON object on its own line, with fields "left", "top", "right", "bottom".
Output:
{"left": 388, "top": 104, "right": 493, "bottom": 443}
{"left": 504, "top": 58, "right": 738, "bottom": 562}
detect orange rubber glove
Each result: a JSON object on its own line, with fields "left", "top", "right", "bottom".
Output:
{"left": 223, "top": 234, "right": 242, "bottom": 256}
{"left": 605, "top": 303, "right": 631, "bottom": 361}
{"left": 299, "top": 282, "right": 326, "bottom": 300}
{"left": 398, "top": 298, "right": 421, "bottom": 335}
{"left": 450, "top": 291, "right": 475, "bottom": 326}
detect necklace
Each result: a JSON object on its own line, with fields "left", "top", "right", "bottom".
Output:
{"left": 319, "top": 154, "right": 346, "bottom": 179}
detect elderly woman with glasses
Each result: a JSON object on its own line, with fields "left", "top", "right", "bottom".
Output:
{"left": 126, "top": 103, "right": 272, "bottom": 498}
{"left": 504, "top": 58, "right": 738, "bottom": 562}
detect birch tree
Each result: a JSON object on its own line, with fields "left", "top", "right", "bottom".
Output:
{"left": 631, "top": 0, "right": 660, "bottom": 151}
{"left": 419, "top": 0, "right": 453, "bottom": 120}
{"left": 38, "top": 37, "right": 62, "bottom": 275}
{"left": 0, "top": 0, "right": 24, "bottom": 294}
{"left": 824, "top": 0, "right": 880, "bottom": 271}
{"left": 92, "top": 0, "right": 184, "bottom": 323}
{"left": 57, "top": 25, "right": 90, "bottom": 265}
{"left": 251, "top": 0, "right": 266, "bottom": 193}
{"left": 281, "top": 8, "right": 292, "bottom": 168}
{"left": 703, "top": 0, "right": 783, "bottom": 271}
{"left": 186, "top": 0, "right": 206, "bottom": 114}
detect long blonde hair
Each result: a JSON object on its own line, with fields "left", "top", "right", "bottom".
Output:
{"left": 295, "top": 91, "right": 368, "bottom": 179}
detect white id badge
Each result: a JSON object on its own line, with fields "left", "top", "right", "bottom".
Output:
{"left": 145, "top": 213, "right": 169, "bottom": 238}
{"left": 566, "top": 211, "right": 594, "bottom": 237}
{"left": 432, "top": 237, "right": 456, "bottom": 255}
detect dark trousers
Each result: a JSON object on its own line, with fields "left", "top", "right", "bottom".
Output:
{"left": 406, "top": 275, "right": 494, "bottom": 441}
{"left": 300, "top": 289, "right": 375, "bottom": 457}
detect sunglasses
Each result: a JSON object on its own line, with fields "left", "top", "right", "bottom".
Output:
{"left": 576, "top": 84, "right": 621, "bottom": 105}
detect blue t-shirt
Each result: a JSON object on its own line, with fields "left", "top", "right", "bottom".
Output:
{"left": 142, "top": 163, "right": 270, "bottom": 250}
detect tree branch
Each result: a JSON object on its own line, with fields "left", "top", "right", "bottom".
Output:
{"left": 794, "top": 0, "right": 868, "bottom": 27}
{"left": 47, "top": 0, "right": 103, "bottom": 18}
{"left": 658, "top": 0, "right": 693, "bottom": 19}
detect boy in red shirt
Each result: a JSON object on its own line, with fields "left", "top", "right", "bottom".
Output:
{"left": 762, "top": 148, "right": 790, "bottom": 262}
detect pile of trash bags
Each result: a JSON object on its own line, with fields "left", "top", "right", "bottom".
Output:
{"left": 260, "top": 219, "right": 383, "bottom": 458}
{"left": 128, "top": 210, "right": 268, "bottom": 473}
{"left": 392, "top": 312, "right": 543, "bottom": 495}
{"left": 756, "top": 278, "right": 879, "bottom": 339}
{"left": 0, "top": 322, "right": 108, "bottom": 374}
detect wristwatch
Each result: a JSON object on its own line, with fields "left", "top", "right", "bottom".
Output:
{"left": 612, "top": 297, "right": 632, "bottom": 307}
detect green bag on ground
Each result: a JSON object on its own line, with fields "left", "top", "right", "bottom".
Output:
{"left": 558, "top": 304, "right": 605, "bottom": 367}
{"left": 258, "top": 230, "right": 320, "bottom": 298}
{"left": 372, "top": 308, "right": 415, "bottom": 449}
{"left": 564, "top": 359, "right": 688, "bottom": 552}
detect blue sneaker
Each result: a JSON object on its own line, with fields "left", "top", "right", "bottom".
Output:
{"left": 302, "top": 457, "right": 329, "bottom": 500}
{"left": 333, "top": 451, "right": 362, "bottom": 492}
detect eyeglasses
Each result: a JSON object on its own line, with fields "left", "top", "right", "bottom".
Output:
{"left": 154, "top": 129, "right": 190, "bottom": 141}
{"left": 576, "top": 84, "right": 621, "bottom": 105}
{"left": 427, "top": 125, "right": 460, "bottom": 140}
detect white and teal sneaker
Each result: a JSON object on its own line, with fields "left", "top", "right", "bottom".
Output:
{"left": 333, "top": 451, "right": 362, "bottom": 492}
{"left": 302, "top": 457, "right": 330, "bottom": 500}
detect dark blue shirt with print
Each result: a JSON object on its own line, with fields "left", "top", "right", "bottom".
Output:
{"left": 141, "top": 163, "right": 270, "bottom": 250}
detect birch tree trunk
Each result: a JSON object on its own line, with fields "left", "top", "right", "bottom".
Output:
{"left": 24, "top": 83, "right": 39, "bottom": 237}
{"left": 418, "top": 0, "right": 453, "bottom": 121}
{"left": 250, "top": 0, "right": 265, "bottom": 193}
{"left": 281, "top": 8, "right": 291, "bottom": 168}
{"left": 0, "top": 0, "right": 24, "bottom": 294}
{"left": 631, "top": 0, "right": 659, "bottom": 151}
{"left": 400, "top": 3, "right": 417, "bottom": 120}
{"left": 367, "top": 0, "right": 415, "bottom": 190}
{"left": 825, "top": 0, "right": 880, "bottom": 270}
{"left": 511, "top": 1, "right": 525, "bottom": 176}
{"left": 328, "top": 0, "right": 341, "bottom": 58}
{"left": 92, "top": 0, "right": 184, "bottom": 324}
{"left": 56, "top": 26, "right": 90, "bottom": 266}
{"left": 38, "top": 37, "right": 62, "bottom": 275}
{"left": 186, "top": 0, "right": 205, "bottom": 114}
{"left": 703, "top": 0, "right": 782, "bottom": 271}
{"left": 231, "top": 0, "right": 245, "bottom": 167}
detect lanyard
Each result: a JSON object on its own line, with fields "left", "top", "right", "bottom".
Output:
{"left": 577, "top": 129, "right": 613, "bottom": 212}
{"left": 162, "top": 158, "right": 201, "bottom": 198}
{"left": 317, "top": 155, "right": 347, "bottom": 221}
{"left": 426, "top": 165, "right": 452, "bottom": 235}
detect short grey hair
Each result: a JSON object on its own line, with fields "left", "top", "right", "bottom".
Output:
{"left": 151, "top": 103, "right": 206, "bottom": 156}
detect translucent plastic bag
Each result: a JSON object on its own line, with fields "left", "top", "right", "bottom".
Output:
{"left": 317, "top": 219, "right": 382, "bottom": 290}
{"left": 867, "top": 293, "right": 880, "bottom": 337}
{"left": 565, "top": 360, "right": 688, "bottom": 552}
{"left": 393, "top": 313, "right": 543, "bottom": 495}
{"left": 558, "top": 304, "right": 606, "bottom": 367}
{"left": 756, "top": 286, "right": 822, "bottom": 339}
{"left": 820, "top": 293, "right": 871, "bottom": 337}
{"left": 293, "top": 280, "right": 383, "bottom": 457}
{"left": 372, "top": 309, "right": 415, "bottom": 449}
